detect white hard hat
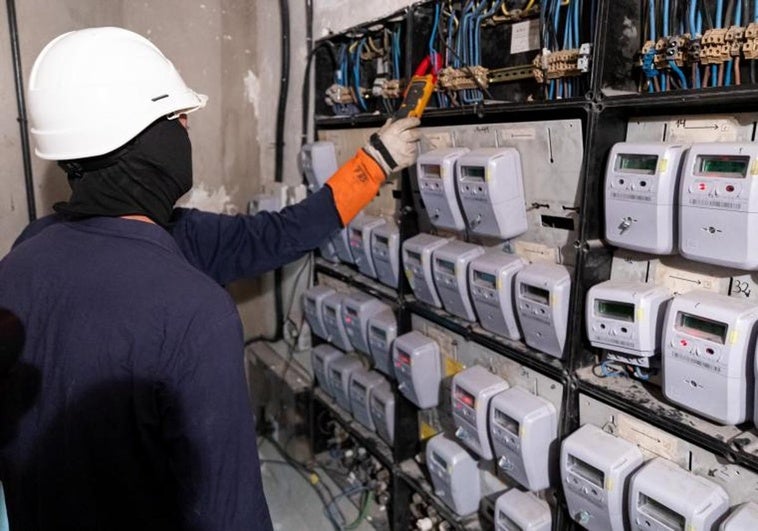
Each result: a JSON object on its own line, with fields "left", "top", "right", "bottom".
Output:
{"left": 28, "top": 27, "right": 208, "bottom": 160}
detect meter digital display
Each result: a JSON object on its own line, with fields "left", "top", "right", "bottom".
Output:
{"left": 303, "top": 285, "right": 336, "bottom": 341}
{"left": 474, "top": 270, "right": 497, "bottom": 289}
{"left": 367, "top": 309, "right": 397, "bottom": 376}
{"left": 322, "top": 292, "right": 354, "bottom": 351}
{"left": 677, "top": 313, "right": 727, "bottom": 343}
{"left": 432, "top": 240, "right": 485, "bottom": 322}
{"left": 596, "top": 300, "right": 635, "bottom": 322}
{"left": 417, "top": 148, "right": 471, "bottom": 231}
{"left": 522, "top": 285, "right": 550, "bottom": 305}
{"left": 371, "top": 222, "right": 400, "bottom": 288}
{"left": 311, "top": 344, "right": 343, "bottom": 397}
{"left": 327, "top": 356, "right": 364, "bottom": 412}
{"left": 426, "top": 434, "right": 481, "bottom": 516}
{"left": 402, "top": 233, "right": 453, "bottom": 308}
{"left": 421, "top": 164, "right": 441, "bottom": 177}
{"left": 299, "top": 141, "right": 338, "bottom": 191}
{"left": 495, "top": 489, "right": 552, "bottom": 531}
{"left": 696, "top": 155, "right": 750, "bottom": 177}
{"left": 369, "top": 380, "right": 395, "bottom": 445}
{"left": 342, "top": 292, "right": 389, "bottom": 356}
{"left": 393, "top": 331, "right": 442, "bottom": 409}
{"left": 348, "top": 368, "right": 385, "bottom": 431}
{"left": 348, "top": 215, "right": 387, "bottom": 279}
{"left": 617, "top": 153, "right": 659, "bottom": 174}
{"left": 469, "top": 251, "right": 526, "bottom": 340}
{"left": 456, "top": 148, "right": 528, "bottom": 240}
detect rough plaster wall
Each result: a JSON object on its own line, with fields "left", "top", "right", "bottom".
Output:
{"left": 314, "top": 0, "right": 414, "bottom": 37}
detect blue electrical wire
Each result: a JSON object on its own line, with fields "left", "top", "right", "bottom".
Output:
{"left": 353, "top": 38, "right": 367, "bottom": 111}
{"left": 712, "top": 0, "right": 724, "bottom": 86}
{"left": 755, "top": 0, "right": 758, "bottom": 22}
{"left": 392, "top": 27, "right": 401, "bottom": 80}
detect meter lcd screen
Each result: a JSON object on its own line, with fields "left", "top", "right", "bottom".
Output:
{"left": 494, "top": 409, "right": 520, "bottom": 435}
{"left": 372, "top": 396, "right": 385, "bottom": 409}
{"left": 397, "top": 350, "right": 411, "bottom": 365}
{"left": 522, "top": 284, "right": 550, "bottom": 305}
{"left": 327, "top": 307, "right": 337, "bottom": 318}
{"left": 676, "top": 312, "right": 728, "bottom": 344}
{"left": 376, "top": 235, "right": 389, "bottom": 245}
{"left": 617, "top": 153, "right": 658, "bottom": 175}
{"left": 371, "top": 326, "right": 386, "bottom": 340}
{"left": 351, "top": 228, "right": 362, "bottom": 238}
{"left": 331, "top": 368, "right": 341, "bottom": 380}
{"left": 595, "top": 300, "right": 635, "bottom": 322}
{"left": 639, "top": 494, "right": 686, "bottom": 530}
{"left": 432, "top": 452, "right": 448, "bottom": 469}
{"left": 353, "top": 381, "right": 366, "bottom": 393}
{"left": 498, "top": 512, "right": 520, "bottom": 530}
{"left": 455, "top": 387, "right": 476, "bottom": 408}
{"left": 306, "top": 298, "right": 316, "bottom": 311}
{"left": 569, "top": 456, "right": 604, "bottom": 488}
{"left": 437, "top": 259, "right": 456, "bottom": 274}
{"left": 461, "top": 166, "right": 486, "bottom": 181}
{"left": 347, "top": 307, "right": 358, "bottom": 317}
{"left": 474, "top": 270, "right": 497, "bottom": 289}
{"left": 696, "top": 155, "right": 750, "bottom": 178}
{"left": 407, "top": 251, "right": 422, "bottom": 263}
{"left": 422, "top": 164, "right": 442, "bottom": 178}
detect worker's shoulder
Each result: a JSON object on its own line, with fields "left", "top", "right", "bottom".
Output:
{"left": 12, "top": 213, "right": 66, "bottom": 249}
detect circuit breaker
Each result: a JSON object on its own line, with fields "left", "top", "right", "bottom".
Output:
{"left": 469, "top": 251, "right": 527, "bottom": 340}
{"left": 311, "top": 344, "right": 343, "bottom": 398}
{"left": 417, "top": 147, "right": 470, "bottom": 231}
{"left": 451, "top": 365, "right": 509, "bottom": 459}
{"left": 349, "top": 215, "right": 387, "bottom": 278}
{"left": 371, "top": 221, "right": 400, "bottom": 288}
{"left": 367, "top": 308, "right": 397, "bottom": 376}
{"left": 586, "top": 280, "right": 673, "bottom": 366}
{"left": 349, "top": 368, "right": 385, "bottom": 431}
{"left": 604, "top": 142, "right": 687, "bottom": 254}
{"left": 721, "top": 502, "right": 758, "bottom": 530}
{"left": 426, "top": 434, "right": 481, "bottom": 516}
{"left": 299, "top": 140, "right": 338, "bottom": 191}
{"left": 629, "top": 457, "right": 729, "bottom": 531}
{"left": 370, "top": 379, "right": 395, "bottom": 445}
{"left": 515, "top": 262, "right": 572, "bottom": 359}
{"left": 495, "top": 489, "right": 552, "bottom": 531}
{"left": 303, "top": 285, "right": 336, "bottom": 341}
{"left": 680, "top": 142, "right": 758, "bottom": 269}
{"left": 433, "top": 240, "right": 485, "bottom": 321}
{"left": 393, "top": 331, "right": 442, "bottom": 409}
{"left": 327, "top": 355, "right": 364, "bottom": 412}
{"left": 456, "top": 147, "right": 528, "bottom": 240}
{"left": 663, "top": 289, "right": 758, "bottom": 425}
{"left": 322, "top": 292, "right": 354, "bottom": 351}
{"left": 342, "top": 292, "right": 390, "bottom": 355}
{"left": 561, "top": 424, "right": 644, "bottom": 531}
{"left": 403, "top": 233, "right": 453, "bottom": 308}
{"left": 490, "top": 386, "right": 557, "bottom": 491}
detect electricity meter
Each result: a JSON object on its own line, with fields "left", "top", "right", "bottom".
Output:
{"left": 456, "top": 148, "right": 528, "bottom": 239}
{"left": 393, "top": 331, "right": 442, "bottom": 409}
{"left": 331, "top": 227, "right": 355, "bottom": 264}
{"left": 417, "top": 147, "right": 470, "bottom": 231}
{"left": 515, "top": 263, "right": 572, "bottom": 359}
{"left": 426, "top": 434, "right": 481, "bottom": 516}
{"left": 370, "top": 380, "right": 395, "bottom": 445}
{"left": 349, "top": 215, "right": 387, "bottom": 278}
{"left": 630, "top": 457, "right": 729, "bottom": 531}
{"left": 299, "top": 141, "right": 338, "bottom": 191}
{"left": 342, "top": 292, "right": 390, "bottom": 355}
{"left": 403, "top": 233, "right": 453, "bottom": 308}
{"left": 371, "top": 222, "right": 400, "bottom": 288}
{"left": 469, "top": 251, "right": 527, "bottom": 340}
{"left": 721, "top": 502, "right": 758, "bottom": 530}
{"left": 495, "top": 489, "right": 552, "bottom": 531}
{"left": 561, "top": 424, "right": 644, "bottom": 531}
{"left": 327, "top": 355, "right": 364, "bottom": 412}
{"left": 349, "top": 368, "right": 385, "bottom": 431}
{"left": 586, "top": 280, "right": 673, "bottom": 364}
{"left": 303, "top": 285, "right": 336, "bottom": 341}
{"left": 662, "top": 289, "right": 758, "bottom": 425}
{"left": 367, "top": 309, "right": 397, "bottom": 376}
{"left": 432, "top": 241, "right": 485, "bottom": 321}
{"left": 318, "top": 239, "right": 340, "bottom": 264}
{"left": 311, "top": 344, "right": 343, "bottom": 397}
{"left": 679, "top": 142, "right": 758, "bottom": 269}
{"left": 604, "top": 142, "right": 687, "bottom": 254}
{"left": 322, "top": 292, "right": 354, "bottom": 351}
{"left": 490, "top": 386, "right": 557, "bottom": 491}
{"left": 451, "top": 365, "right": 509, "bottom": 459}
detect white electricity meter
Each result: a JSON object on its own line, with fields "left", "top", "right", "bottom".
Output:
{"left": 604, "top": 142, "right": 687, "bottom": 254}
{"left": 680, "top": 142, "right": 758, "bottom": 269}
{"left": 721, "top": 502, "right": 758, "bottom": 530}
{"left": 433, "top": 241, "right": 485, "bottom": 321}
{"left": 349, "top": 215, "right": 387, "bottom": 278}
{"left": 586, "top": 280, "right": 673, "bottom": 364}
{"left": 331, "top": 226, "right": 355, "bottom": 264}
{"left": 456, "top": 147, "right": 528, "bottom": 239}
{"left": 490, "top": 386, "right": 557, "bottom": 491}
{"left": 561, "top": 424, "right": 644, "bottom": 531}
{"left": 318, "top": 239, "right": 340, "bottom": 264}
{"left": 495, "top": 489, "right": 552, "bottom": 531}
{"left": 367, "top": 309, "right": 397, "bottom": 376}
{"left": 311, "top": 344, "right": 343, "bottom": 397}
{"left": 469, "top": 251, "right": 527, "bottom": 340}
{"left": 403, "top": 233, "right": 453, "bottom": 308}
{"left": 371, "top": 222, "right": 400, "bottom": 288}
{"left": 322, "top": 292, "right": 353, "bottom": 351}
{"left": 515, "top": 263, "right": 572, "bottom": 359}
{"left": 349, "top": 368, "right": 385, "bottom": 431}
{"left": 393, "top": 331, "right": 442, "bottom": 409}
{"left": 426, "top": 434, "right": 481, "bottom": 516}
{"left": 327, "top": 355, "right": 364, "bottom": 412}
{"left": 663, "top": 289, "right": 758, "bottom": 425}
{"left": 451, "top": 365, "right": 509, "bottom": 459}
{"left": 370, "top": 380, "right": 395, "bottom": 445}
{"left": 630, "top": 457, "right": 729, "bottom": 531}
{"left": 417, "top": 147, "right": 470, "bottom": 231}
{"left": 342, "top": 292, "right": 390, "bottom": 355}
{"left": 300, "top": 141, "right": 338, "bottom": 191}
{"left": 303, "top": 285, "right": 336, "bottom": 341}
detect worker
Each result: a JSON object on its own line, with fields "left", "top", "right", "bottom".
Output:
{"left": 0, "top": 27, "right": 420, "bottom": 531}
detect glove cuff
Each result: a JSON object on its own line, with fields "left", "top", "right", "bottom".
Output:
{"left": 325, "top": 149, "right": 386, "bottom": 225}
{"left": 368, "top": 132, "right": 397, "bottom": 170}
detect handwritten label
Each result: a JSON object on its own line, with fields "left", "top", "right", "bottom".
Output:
{"left": 617, "top": 413, "right": 681, "bottom": 461}
{"left": 511, "top": 19, "right": 541, "bottom": 54}
{"left": 513, "top": 241, "right": 559, "bottom": 264}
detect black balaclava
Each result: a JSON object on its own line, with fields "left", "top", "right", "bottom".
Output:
{"left": 53, "top": 118, "right": 192, "bottom": 228}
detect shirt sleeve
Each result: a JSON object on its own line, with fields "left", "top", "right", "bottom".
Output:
{"left": 159, "top": 309, "right": 273, "bottom": 531}
{"left": 170, "top": 186, "right": 342, "bottom": 285}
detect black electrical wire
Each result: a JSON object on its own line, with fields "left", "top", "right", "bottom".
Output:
{"left": 301, "top": 0, "right": 314, "bottom": 148}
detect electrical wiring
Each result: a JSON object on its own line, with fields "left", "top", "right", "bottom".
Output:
{"left": 325, "top": 484, "right": 373, "bottom": 530}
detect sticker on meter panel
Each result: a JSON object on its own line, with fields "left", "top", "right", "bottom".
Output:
{"left": 751, "top": 160, "right": 758, "bottom": 175}
{"left": 653, "top": 262, "right": 726, "bottom": 295}
{"left": 496, "top": 277, "right": 502, "bottom": 292}
{"left": 657, "top": 158, "right": 669, "bottom": 174}
{"left": 729, "top": 330, "right": 739, "bottom": 345}
{"left": 419, "top": 421, "right": 438, "bottom": 441}
{"left": 605, "top": 478, "right": 614, "bottom": 492}
{"left": 444, "top": 357, "right": 465, "bottom": 377}
{"left": 485, "top": 169, "right": 491, "bottom": 182}
{"left": 636, "top": 308, "right": 645, "bottom": 322}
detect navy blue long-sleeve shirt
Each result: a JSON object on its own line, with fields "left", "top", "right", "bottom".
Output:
{"left": 0, "top": 187, "right": 341, "bottom": 530}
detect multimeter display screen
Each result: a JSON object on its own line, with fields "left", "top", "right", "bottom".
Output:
{"left": 407, "top": 250, "right": 422, "bottom": 263}
{"left": 352, "top": 381, "right": 366, "bottom": 394}
{"left": 432, "top": 452, "right": 448, "bottom": 469}
{"left": 616, "top": 153, "right": 658, "bottom": 174}
{"left": 696, "top": 155, "right": 750, "bottom": 178}
{"left": 371, "top": 326, "right": 387, "bottom": 340}
{"left": 461, "top": 166, "right": 486, "bottom": 181}
{"left": 454, "top": 386, "right": 476, "bottom": 408}
{"left": 474, "top": 270, "right": 497, "bottom": 289}
{"left": 376, "top": 235, "right": 389, "bottom": 245}
{"left": 677, "top": 312, "right": 728, "bottom": 344}
{"left": 569, "top": 456, "right": 605, "bottom": 488}
{"left": 596, "top": 299, "right": 635, "bottom": 322}
{"left": 522, "top": 284, "right": 550, "bottom": 305}
{"left": 436, "top": 259, "right": 456, "bottom": 274}
{"left": 494, "top": 409, "right": 520, "bottom": 435}
{"left": 422, "top": 164, "right": 442, "bottom": 178}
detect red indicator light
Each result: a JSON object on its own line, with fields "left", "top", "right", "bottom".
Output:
{"left": 698, "top": 183, "right": 707, "bottom": 191}
{"left": 726, "top": 185, "right": 735, "bottom": 192}
{"left": 680, "top": 339, "right": 688, "bottom": 347}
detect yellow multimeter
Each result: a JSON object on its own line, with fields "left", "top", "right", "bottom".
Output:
{"left": 394, "top": 75, "right": 435, "bottom": 119}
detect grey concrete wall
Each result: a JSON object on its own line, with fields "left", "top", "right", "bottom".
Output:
{"left": 314, "top": 0, "right": 414, "bottom": 37}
